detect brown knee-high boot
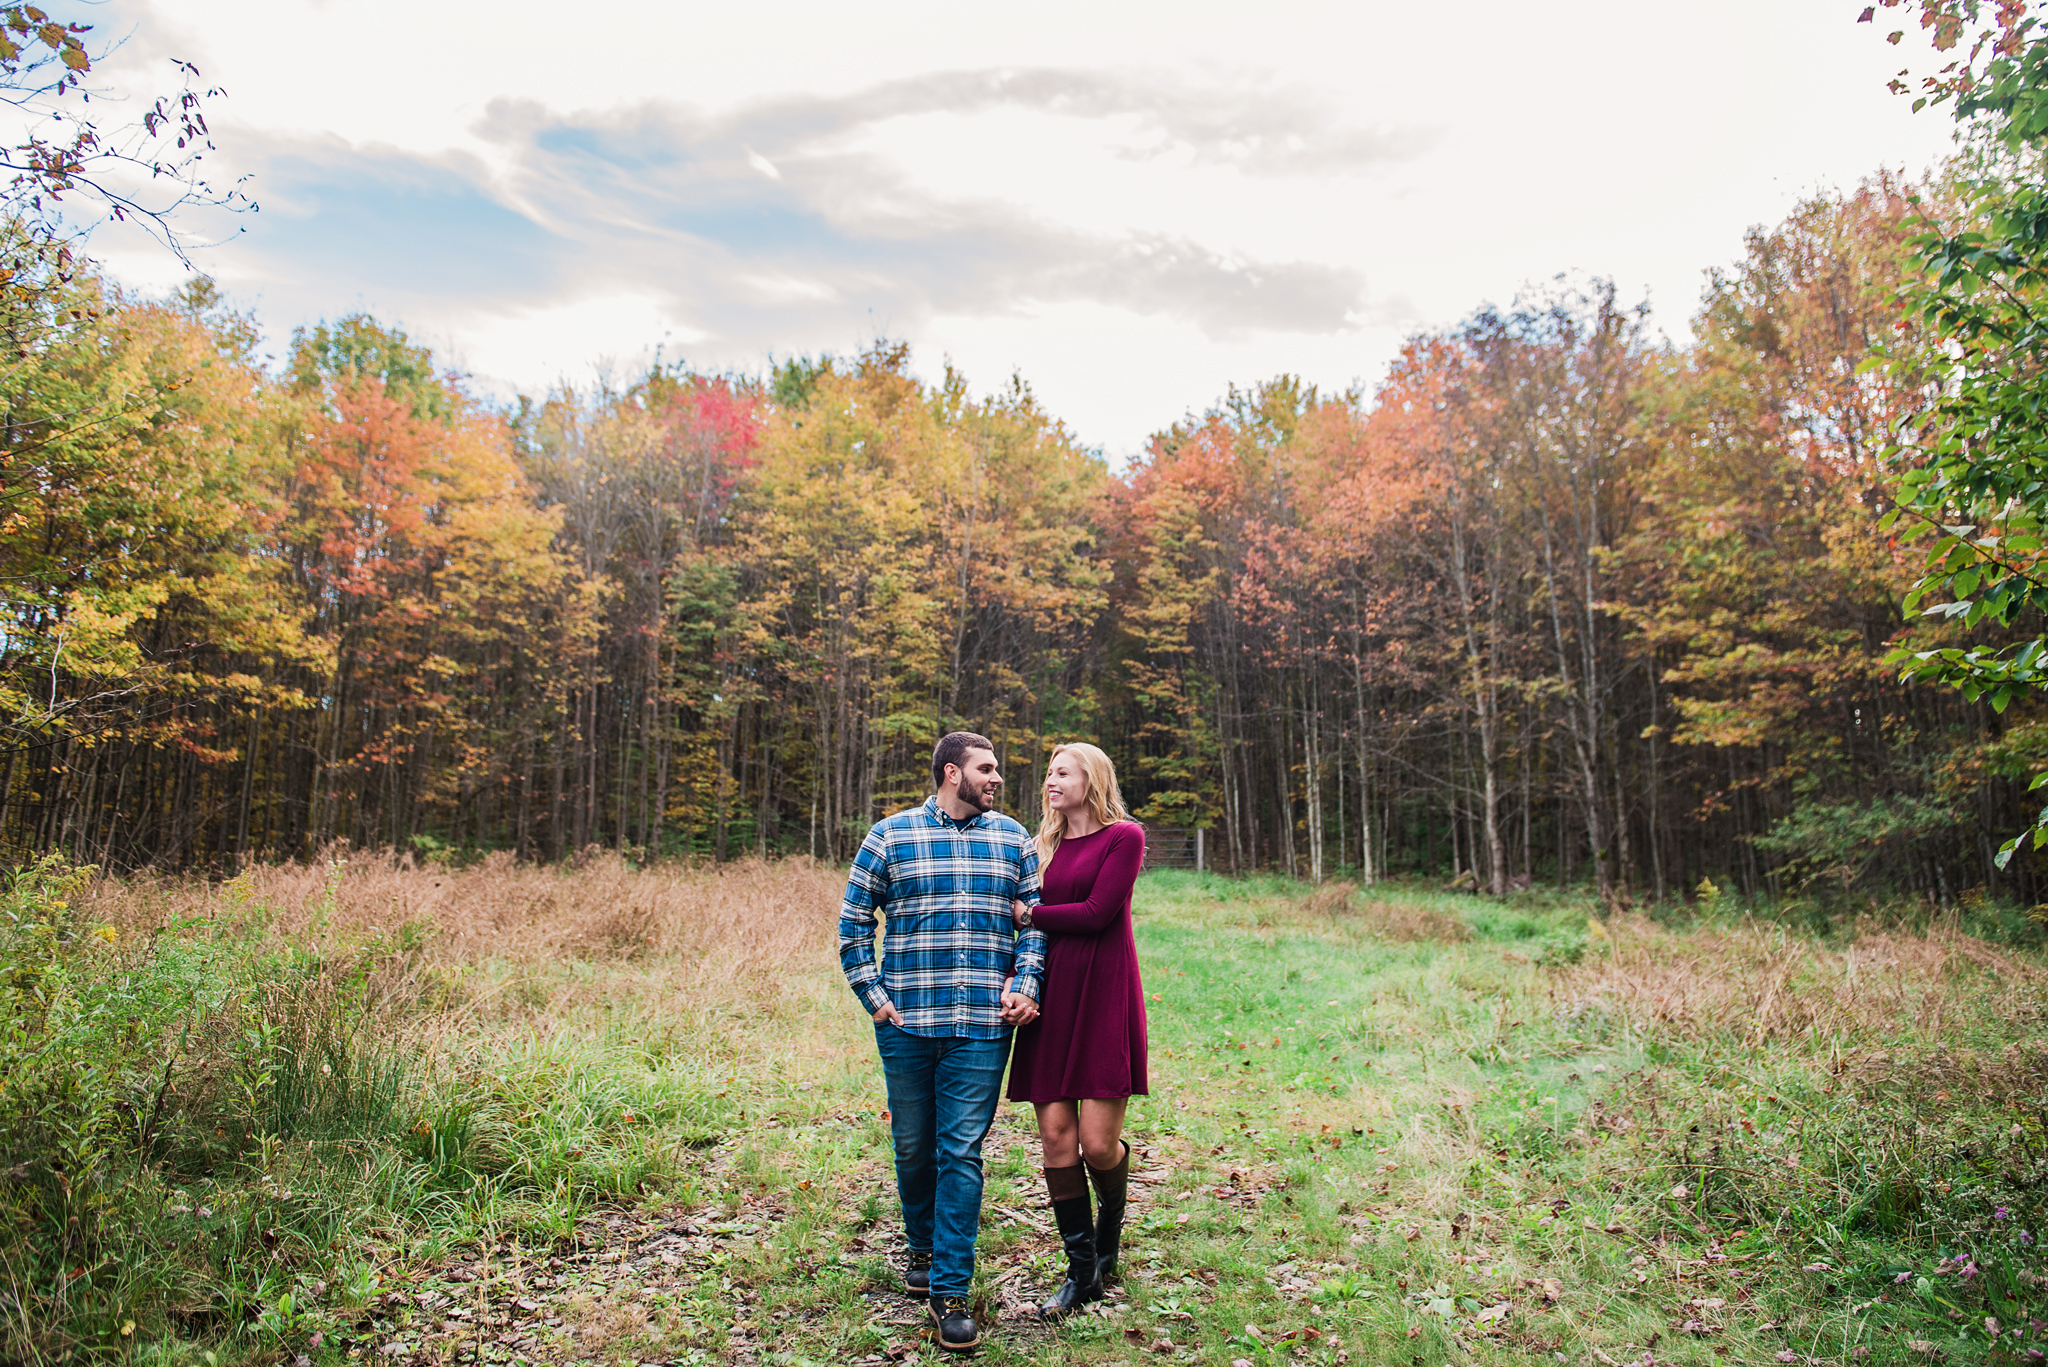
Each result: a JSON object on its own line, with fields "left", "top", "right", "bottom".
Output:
{"left": 1040, "top": 1164, "right": 1101, "bottom": 1317}
{"left": 1087, "top": 1141, "right": 1130, "bottom": 1284}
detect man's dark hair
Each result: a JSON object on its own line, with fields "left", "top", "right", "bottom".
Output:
{"left": 932, "top": 731, "right": 995, "bottom": 791}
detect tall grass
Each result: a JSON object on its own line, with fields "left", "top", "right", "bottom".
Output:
{"left": 1538, "top": 904, "right": 2048, "bottom": 1362}
{"left": 83, "top": 848, "right": 841, "bottom": 983}
{"left": 0, "top": 850, "right": 843, "bottom": 1365}
{"left": 1557, "top": 909, "right": 2044, "bottom": 1047}
{"left": 6, "top": 854, "right": 2045, "bottom": 1365}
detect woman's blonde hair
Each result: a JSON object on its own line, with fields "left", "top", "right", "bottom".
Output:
{"left": 1034, "top": 742, "right": 1133, "bottom": 866}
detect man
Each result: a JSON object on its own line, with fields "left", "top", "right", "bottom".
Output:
{"left": 839, "top": 731, "right": 1046, "bottom": 1354}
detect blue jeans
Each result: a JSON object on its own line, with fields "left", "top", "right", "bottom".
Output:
{"left": 873, "top": 1024, "right": 1010, "bottom": 1299}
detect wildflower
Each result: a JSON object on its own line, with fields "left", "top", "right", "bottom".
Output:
{"left": 1960, "top": 1260, "right": 1980, "bottom": 1281}
{"left": 1996, "top": 1206, "right": 2011, "bottom": 1220}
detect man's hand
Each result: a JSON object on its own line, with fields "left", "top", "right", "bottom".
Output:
{"left": 1012, "top": 897, "right": 1032, "bottom": 927}
{"left": 999, "top": 989, "right": 1039, "bottom": 1026}
{"left": 871, "top": 1000, "right": 904, "bottom": 1027}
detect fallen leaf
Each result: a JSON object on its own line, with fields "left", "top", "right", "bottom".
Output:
{"left": 1406, "top": 1326, "right": 1423, "bottom": 1339}
{"left": 1124, "top": 1327, "right": 1147, "bottom": 1345}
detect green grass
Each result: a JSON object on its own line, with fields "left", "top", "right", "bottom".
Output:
{"left": 3, "top": 860, "right": 2044, "bottom": 1366}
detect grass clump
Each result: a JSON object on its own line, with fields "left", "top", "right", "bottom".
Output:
{"left": 0, "top": 850, "right": 843, "bottom": 1365}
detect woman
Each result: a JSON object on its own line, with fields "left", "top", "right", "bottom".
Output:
{"left": 1006, "top": 742, "right": 1147, "bottom": 1318}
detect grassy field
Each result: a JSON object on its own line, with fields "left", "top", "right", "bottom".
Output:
{"left": 2, "top": 853, "right": 2044, "bottom": 1366}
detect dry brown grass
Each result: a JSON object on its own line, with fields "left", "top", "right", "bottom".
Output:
{"left": 1557, "top": 913, "right": 2046, "bottom": 1045}
{"left": 1302, "top": 881, "right": 1472, "bottom": 943}
{"left": 1839, "top": 1038, "right": 2048, "bottom": 1110}
{"left": 80, "top": 847, "right": 844, "bottom": 989}
{"left": 1357, "top": 898, "right": 1473, "bottom": 944}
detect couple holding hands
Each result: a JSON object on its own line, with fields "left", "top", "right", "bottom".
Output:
{"left": 837, "top": 732, "right": 1149, "bottom": 1353}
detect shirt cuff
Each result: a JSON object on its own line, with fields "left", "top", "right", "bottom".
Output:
{"left": 1008, "top": 975, "right": 1041, "bottom": 1004}
{"left": 856, "top": 983, "right": 891, "bottom": 1014}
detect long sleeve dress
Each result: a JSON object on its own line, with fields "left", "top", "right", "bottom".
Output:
{"left": 1006, "top": 821, "right": 1148, "bottom": 1103}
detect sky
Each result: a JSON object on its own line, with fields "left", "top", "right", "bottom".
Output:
{"left": 67, "top": 0, "right": 1960, "bottom": 459}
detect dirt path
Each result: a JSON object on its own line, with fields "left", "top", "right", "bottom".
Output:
{"left": 351, "top": 1112, "right": 1172, "bottom": 1365}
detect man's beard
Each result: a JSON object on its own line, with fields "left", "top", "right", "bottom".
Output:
{"left": 957, "top": 778, "right": 1000, "bottom": 812}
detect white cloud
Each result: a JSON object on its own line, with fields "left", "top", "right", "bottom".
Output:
{"left": 51, "top": 0, "right": 1966, "bottom": 457}
{"left": 451, "top": 293, "right": 708, "bottom": 394}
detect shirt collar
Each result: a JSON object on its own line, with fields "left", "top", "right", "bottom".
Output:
{"left": 925, "top": 794, "right": 984, "bottom": 830}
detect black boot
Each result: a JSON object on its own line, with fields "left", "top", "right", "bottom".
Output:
{"left": 1087, "top": 1140, "right": 1130, "bottom": 1285}
{"left": 1040, "top": 1165, "right": 1101, "bottom": 1318}
{"left": 927, "top": 1294, "right": 981, "bottom": 1353}
{"left": 903, "top": 1249, "right": 931, "bottom": 1297}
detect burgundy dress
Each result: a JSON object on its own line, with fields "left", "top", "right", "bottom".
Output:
{"left": 1007, "top": 822, "right": 1149, "bottom": 1102}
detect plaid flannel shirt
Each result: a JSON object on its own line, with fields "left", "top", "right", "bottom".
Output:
{"left": 838, "top": 796, "right": 1047, "bottom": 1039}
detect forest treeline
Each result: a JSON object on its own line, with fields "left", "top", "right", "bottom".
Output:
{"left": 0, "top": 170, "right": 2036, "bottom": 904}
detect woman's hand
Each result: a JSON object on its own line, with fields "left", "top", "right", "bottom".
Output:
{"left": 1012, "top": 898, "right": 1032, "bottom": 927}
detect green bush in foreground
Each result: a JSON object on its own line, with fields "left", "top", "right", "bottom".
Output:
{"left": 0, "top": 860, "right": 699, "bottom": 1365}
